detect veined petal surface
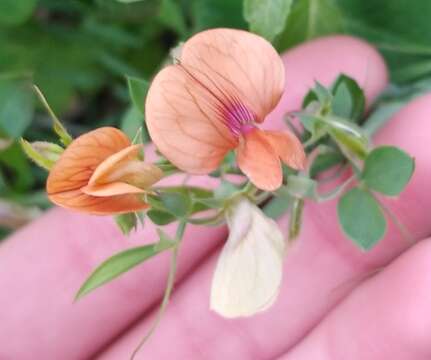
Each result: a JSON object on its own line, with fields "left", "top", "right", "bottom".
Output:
{"left": 145, "top": 65, "right": 235, "bottom": 174}
{"left": 236, "top": 129, "right": 282, "bottom": 191}
{"left": 263, "top": 130, "right": 306, "bottom": 170}
{"left": 181, "top": 28, "right": 285, "bottom": 123}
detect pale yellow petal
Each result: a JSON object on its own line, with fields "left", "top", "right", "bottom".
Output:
{"left": 210, "top": 197, "right": 285, "bottom": 318}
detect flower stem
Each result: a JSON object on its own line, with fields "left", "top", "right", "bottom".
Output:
{"left": 130, "top": 221, "right": 186, "bottom": 359}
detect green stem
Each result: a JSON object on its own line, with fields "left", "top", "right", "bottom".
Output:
{"left": 288, "top": 198, "right": 304, "bottom": 241}
{"left": 370, "top": 192, "right": 414, "bottom": 245}
{"left": 187, "top": 212, "right": 224, "bottom": 226}
{"left": 130, "top": 221, "right": 186, "bottom": 360}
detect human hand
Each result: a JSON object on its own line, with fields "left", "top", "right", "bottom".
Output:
{"left": 1, "top": 35, "right": 431, "bottom": 360}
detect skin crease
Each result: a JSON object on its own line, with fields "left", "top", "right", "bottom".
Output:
{"left": 0, "top": 35, "right": 430, "bottom": 360}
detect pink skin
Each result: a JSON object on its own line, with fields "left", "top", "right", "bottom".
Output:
{"left": 1, "top": 35, "right": 431, "bottom": 360}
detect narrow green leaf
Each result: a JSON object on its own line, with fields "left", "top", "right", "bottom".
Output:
{"left": 362, "top": 146, "right": 415, "bottom": 196}
{"left": 76, "top": 242, "right": 174, "bottom": 300}
{"left": 33, "top": 86, "right": 72, "bottom": 146}
{"left": 244, "top": 0, "right": 293, "bottom": 41}
{"left": 127, "top": 76, "right": 149, "bottom": 115}
{"left": 338, "top": 187, "right": 386, "bottom": 250}
{"left": 147, "top": 209, "right": 176, "bottom": 226}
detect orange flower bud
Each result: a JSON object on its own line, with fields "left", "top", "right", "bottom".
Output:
{"left": 46, "top": 127, "right": 162, "bottom": 215}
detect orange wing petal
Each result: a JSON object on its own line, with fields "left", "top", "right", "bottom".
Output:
{"left": 81, "top": 182, "right": 145, "bottom": 197}
{"left": 47, "top": 127, "right": 130, "bottom": 195}
{"left": 236, "top": 129, "right": 282, "bottom": 191}
{"left": 145, "top": 65, "right": 235, "bottom": 174}
{"left": 49, "top": 190, "right": 148, "bottom": 215}
{"left": 88, "top": 144, "right": 142, "bottom": 185}
{"left": 262, "top": 130, "right": 306, "bottom": 170}
{"left": 180, "top": 28, "right": 285, "bottom": 123}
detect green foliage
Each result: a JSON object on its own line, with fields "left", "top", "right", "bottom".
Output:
{"left": 362, "top": 146, "right": 415, "bottom": 196}
{"left": 159, "top": 0, "right": 187, "bottom": 36}
{"left": 115, "top": 212, "right": 139, "bottom": 235}
{"left": 338, "top": 187, "right": 387, "bottom": 250}
{"left": 0, "top": 0, "right": 37, "bottom": 26}
{"left": 192, "top": 0, "right": 247, "bottom": 31}
{"left": 336, "top": 0, "right": 431, "bottom": 82}
{"left": 0, "top": 77, "right": 34, "bottom": 138}
{"left": 19, "top": 139, "right": 62, "bottom": 170}
{"left": 0, "top": 0, "right": 425, "bottom": 246}
{"left": 276, "top": 0, "right": 344, "bottom": 50}
{"left": 331, "top": 75, "right": 365, "bottom": 121}
{"left": 75, "top": 239, "right": 175, "bottom": 300}
{"left": 244, "top": 0, "right": 293, "bottom": 41}
{"left": 147, "top": 209, "right": 176, "bottom": 226}
{"left": 127, "top": 76, "right": 149, "bottom": 115}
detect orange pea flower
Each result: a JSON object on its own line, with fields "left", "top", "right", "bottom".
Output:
{"left": 46, "top": 127, "right": 163, "bottom": 215}
{"left": 145, "top": 28, "right": 305, "bottom": 191}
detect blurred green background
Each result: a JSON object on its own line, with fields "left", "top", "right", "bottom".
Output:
{"left": 0, "top": 0, "right": 430, "bottom": 237}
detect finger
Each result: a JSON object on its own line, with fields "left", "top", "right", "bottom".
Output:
{"left": 281, "top": 237, "right": 431, "bottom": 360}
{"left": 96, "top": 35, "right": 391, "bottom": 359}
{"left": 0, "top": 166, "right": 227, "bottom": 359}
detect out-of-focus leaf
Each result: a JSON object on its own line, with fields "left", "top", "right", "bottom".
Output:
{"left": 127, "top": 76, "right": 149, "bottom": 114}
{"left": 192, "top": 0, "right": 247, "bottom": 31}
{"left": 121, "top": 106, "right": 146, "bottom": 141}
{"left": 0, "top": 142, "right": 34, "bottom": 191}
{"left": 243, "top": 0, "right": 293, "bottom": 42}
{"left": 336, "top": 0, "right": 431, "bottom": 82}
{"left": 0, "top": 78, "right": 34, "bottom": 138}
{"left": 159, "top": 0, "right": 187, "bottom": 36}
{"left": 0, "top": 0, "right": 37, "bottom": 26}
{"left": 117, "top": 0, "right": 145, "bottom": 3}
{"left": 277, "top": 0, "right": 344, "bottom": 50}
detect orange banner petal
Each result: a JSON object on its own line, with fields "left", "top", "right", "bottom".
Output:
{"left": 180, "top": 28, "right": 285, "bottom": 123}
{"left": 262, "top": 130, "right": 306, "bottom": 170}
{"left": 145, "top": 65, "right": 235, "bottom": 174}
{"left": 46, "top": 127, "right": 137, "bottom": 214}
{"left": 236, "top": 129, "right": 282, "bottom": 191}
